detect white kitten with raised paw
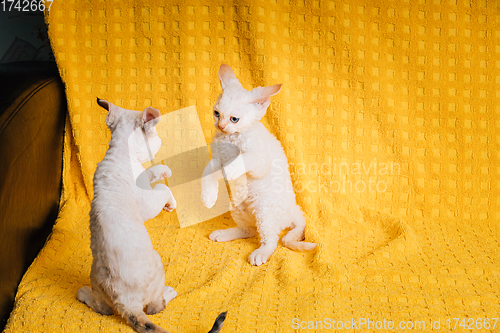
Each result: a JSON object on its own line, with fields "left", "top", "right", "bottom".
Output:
{"left": 202, "top": 63, "right": 318, "bottom": 266}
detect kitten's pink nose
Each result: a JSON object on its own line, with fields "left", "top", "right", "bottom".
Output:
{"left": 218, "top": 124, "right": 226, "bottom": 130}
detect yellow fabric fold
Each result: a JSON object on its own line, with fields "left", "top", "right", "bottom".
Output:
{"left": 5, "top": 0, "right": 499, "bottom": 332}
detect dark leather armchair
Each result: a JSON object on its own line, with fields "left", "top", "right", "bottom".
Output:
{"left": 0, "top": 61, "right": 66, "bottom": 329}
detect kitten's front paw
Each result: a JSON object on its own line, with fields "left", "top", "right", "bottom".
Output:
{"left": 163, "top": 201, "right": 176, "bottom": 212}
{"left": 149, "top": 165, "right": 172, "bottom": 183}
{"left": 163, "top": 190, "right": 177, "bottom": 212}
{"left": 201, "top": 177, "right": 218, "bottom": 208}
{"left": 201, "top": 189, "right": 218, "bottom": 208}
{"left": 248, "top": 248, "right": 273, "bottom": 266}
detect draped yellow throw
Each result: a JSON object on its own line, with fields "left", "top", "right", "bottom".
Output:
{"left": 5, "top": 0, "right": 499, "bottom": 332}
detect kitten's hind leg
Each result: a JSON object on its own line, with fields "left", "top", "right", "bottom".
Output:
{"left": 77, "top": 286, "right": 113, "bottom": 315}
{"left": 248, "top": 237, "right": 278, "bottom": 266}
{"left": 209, "top": 227, "right": 256, "bottom": 242}
{"left": 145, "top": 286, "right": 177, "bottom": 315}
{"left": 163, "top": 286, "right": 177, "bottom": 304}
{"left": 248, "top": 211, "right": 281, "bottom": 266}
{"left": 145, "top": 300, "right": 165, "bottom": 315}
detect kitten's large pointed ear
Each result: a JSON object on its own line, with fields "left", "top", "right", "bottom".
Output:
{"left": 97, "top": 97, "right": 110, "bottom": 111}
{"left": 250, "top": 84, "right": 282, "bottom": 109}
{"left": 97, "top": 98, "right": 118, "bottom": 127}
{"left": 142, "top": 107, "right": 161, "bottom": 130}
{"left": 218, "top": 63, "right": 237, "bottom": 90}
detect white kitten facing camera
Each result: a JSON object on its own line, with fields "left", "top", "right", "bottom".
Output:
{"left": 77, "top": 99, "right": 226, "bottom": 333}
{"left": 201, "top": 64, "right": 317, "bottom": 266}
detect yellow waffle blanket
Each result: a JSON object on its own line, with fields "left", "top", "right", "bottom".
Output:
{"left": 5, "top": 0, "right": 500, "bottom": 332}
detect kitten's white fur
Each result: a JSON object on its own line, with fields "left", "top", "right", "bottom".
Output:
{"left": 77, "top": 99, "right": 177, "bottom": 333}
{"left": 201, "top": 64, "right": 317, "bottom": 266}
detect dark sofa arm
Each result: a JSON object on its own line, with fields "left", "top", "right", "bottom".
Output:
{"left": 0, "top": 62, "right": 66, "bottom": 329}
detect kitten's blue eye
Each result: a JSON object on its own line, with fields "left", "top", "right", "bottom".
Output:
{"left": 230, "top": 116, "right": 239, "bottom": 123}
{"left": 214, "top": 110, "right": 220, "bottom": 117}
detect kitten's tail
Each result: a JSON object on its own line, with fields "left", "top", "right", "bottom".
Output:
{"left": 208, "top": 312, "right": 227, "bottom": 333}
{"left": 123, "top": 310, "right": 170, "bottom": 333}
{"left": 118, "top": 310, "right": 169, "bottom": 333}
{"left": 121, "top": 308, "right": 227, "bottom": 333}
{"left": 282, "top": 210, "right": 317, "bottom": 251}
